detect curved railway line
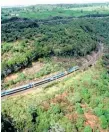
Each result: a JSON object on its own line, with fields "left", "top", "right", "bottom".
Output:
{"left": 1, "top": 43, "right": 103, "bottom": 98}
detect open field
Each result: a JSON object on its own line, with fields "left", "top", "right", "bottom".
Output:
{"left": 2, "top": 3, "right": 109, "bottom": 19}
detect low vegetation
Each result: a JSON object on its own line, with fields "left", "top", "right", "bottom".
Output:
{"left": 2, "top": 62, "right": 109, "bottom": 131}
{"left": 2, "top": 59, "right": 64, "bottom": 90}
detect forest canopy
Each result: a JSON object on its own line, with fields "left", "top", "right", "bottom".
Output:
{"left": 1, "top": 16, "right": 109, "bottom": 78}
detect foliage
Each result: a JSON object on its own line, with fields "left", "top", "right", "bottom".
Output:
{"left": 83, "top": 126, "right": 92, "bottom": 132}
{"left": 81, "top": 89, "right": 90, "bottom": 103}
{"left": 75, "top": 103, "right": 84, "bottom": 114}
{"left": 1, "top": 63, "right": 109, "bottom": 131}
{"left": 67, "top": 92, "right": 82, "bottom": 104}
{"left": 1, "top": 6, "right": 109, "bottom": 77}
{"left": 76, "top": 116, "right": 85, "bottom": 131}
{"left": 49, "top": 123, "right": 65, "bottom": 132}
{"left": 1, "top": 113, "right": 17, "bottom": 132}
{"left": 1, "top": 3, "right": 109, "bottom": 19}
{"left": 94, "top": 107, "right": 104, "bottom": 117}
{"left": 100, "top": 115, "right": 108, "bottom": 129}
{"left": 1, "top": 3, "right": 109, "bottom": 132}
{"left": 2, "top": 16, "right": 109, "bottom": 77}
{"left": 2, "top": 61, "right": 62, "bottom": 90}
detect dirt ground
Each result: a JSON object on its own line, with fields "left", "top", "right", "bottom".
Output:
{"left": 5, "top": 62, "right": 44, "bottom": 82}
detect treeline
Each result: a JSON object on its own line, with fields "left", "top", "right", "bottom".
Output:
{"left": 80, "top": 13, "right": 109, "bottom": 18}
{"left": 1, "top": 17, "right": 109, "bottom": 78}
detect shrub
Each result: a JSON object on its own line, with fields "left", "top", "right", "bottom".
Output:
{"left": 75, "top": 103, "right": 84, "bottom": 114}
{"left": 104, "top": 91, "right": 109, "bottom": 97}
{"left": 67, "top": 92, "right": 82, "bottom": 105}
{"left": 18, "top": 73, "right": 26, "bottom": 80}
{"left": 60, "top": 117, "right": 77, "bottom": 132}
{"left": 84, "top": 126, "right": 92, "bottom": 132}
{"left": 81, "top": 89, "right": 90, "bottom": 103}
{"left": 103, "top": 110, "right": 109, "bottom": 122}
{"left": 89, "top": 98, "right": 100, "bottom": 108}
{"left": 48, "top": 104, "right": 61, "bottom": 114}
{"left": 49, "top": 123, "right": 65, "bottom": 132}
{"left": 76, "top": 116, "right": 85, "bottom": 131}
{"left": 94, "top": 107, "right": 104, "bottom": 117}
{"left": 37, "top": 116, "right": 50, "bottom": 132}
{"left": 100, "top": 115, "right": 108, "bottom": 129}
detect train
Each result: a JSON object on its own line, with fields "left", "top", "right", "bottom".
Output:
{"left": 1, "top": 66, "right": 79, "bottom": 97}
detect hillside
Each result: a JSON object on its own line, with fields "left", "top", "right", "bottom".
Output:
{"left": 1, "top": 17, "right": 109, "bottom": 79}
{"left": 2, "top": 62, "right": 109, "bottom": 131}
{"left": 1, "top": 3, "right": 109, "bottom": 80}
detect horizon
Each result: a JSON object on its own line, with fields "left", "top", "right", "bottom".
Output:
{"left": 1, "top": 0, "right": 109, "bottom": 7}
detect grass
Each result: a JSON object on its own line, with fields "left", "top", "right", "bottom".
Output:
{"left": 19, "top": 8, "right": 109, "bottom": 19}
{"left": 2, "top": 4, "right": 109, "bottom": 19}
{"left": 2, "top": 61, "right": 109, "bottom": 131}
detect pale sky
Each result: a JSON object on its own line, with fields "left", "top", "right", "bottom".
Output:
{"left": 1, "top": 0, "right": 109, "bottom": 7}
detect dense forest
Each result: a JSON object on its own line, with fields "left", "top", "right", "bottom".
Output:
{"left": 1, "top": 16, "right": 109, "bottom": 78}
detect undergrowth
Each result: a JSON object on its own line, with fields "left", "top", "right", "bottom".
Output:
{"left": 2, "top": 62, "right": 109, "bottom": 131}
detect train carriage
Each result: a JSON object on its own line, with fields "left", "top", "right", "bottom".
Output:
{"left": 1, "top": 66, "right": 79, "bottom": 97}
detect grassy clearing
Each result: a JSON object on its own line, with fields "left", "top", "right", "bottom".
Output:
{"left": 2, "top": 61, "right": 109, "bottom": 131}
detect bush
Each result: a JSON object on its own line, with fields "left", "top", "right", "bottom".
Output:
{"left": 67, "top": 92, "right": 82, "bottom": 104}
{"left": 60, "top": 117, "right": 77, "bottom": 132}
{"left": 94, "top": 107, "right": 104, "bottom": 117}
{"left": 103, "top": 110, "right": 109, "bottom": 122}
{"left": 75, "top": 103, "right": 84, "bottom": 114}
{"left": 84, "top": 126, "right": 92, "bottom": 132}
{"left": 18, "top": 73, "right": 26, "bottom": 80}
{"left": 48, "top": 104, "right": 61, "bottom": 114}
{"left": 76, "top": 116, "right": 85, "bottom": 131}
{"left": 81, "top": 89, "right": 90, "bottom": 103}
{"left": 104, "top": 91, "right": 109, "bottom": 97}
{"left": 49, "top": 123, "right": 65, "bottom": 132}
{"left": 100, "top": 115, "right": 108, "bottom": 129}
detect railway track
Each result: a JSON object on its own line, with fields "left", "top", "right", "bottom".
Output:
{"left": 1, "top": 43, "right": 103, "bottom": 98}
{"left": 1, "top": 66, "right": 79, "bottom": 97}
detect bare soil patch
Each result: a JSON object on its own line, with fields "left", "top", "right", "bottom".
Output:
{"left": 5, "top": 74, "right": 18, "bottom": 82}
{"left": 4, "top": 62, "right": 44, "bottom": 82}
{"left": 84, "top": 112, "right": 99, "bottom": 129}
{"left": 21, "top": 62, "right": 43, "bottom": 75}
